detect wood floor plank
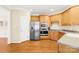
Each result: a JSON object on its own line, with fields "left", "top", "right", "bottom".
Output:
{"left": 0, "top": 39, "right": 79, "bottom": 53}
{"left": 8, "top": 40, "right": 58, "bottom": 53}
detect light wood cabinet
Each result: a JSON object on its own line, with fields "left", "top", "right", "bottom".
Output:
{"left": 61, "top": 10, "right": 71, "bottom": 26}
{"left": 31, "top": 16, "right": 39, "bottom": 21}
{"left": 59, "top": 44, "right": 79, "bottom": 53}
{"left": 50, "top": 31, "right": 64, "bottom": 41}
{"left": 50, "top": 14, "right": 62, "bottom": 25}
{"left": 61, "top": 6, "right": 79, "bottom": 25}
{"left": 31, "top": 15, "right": 51, "bottom": 26}
{"left": 40, "top": 15, "right": 48, "bottom": 22}
{"left": 69, "top": 6, "right": 79, "bottom": 25}
{"left": 40, "top": 36, "right": 49, "bottom": 40}
{"left": 39, "top": 15, "right": 51, "bottom": 27}
{"left": 50, "top": 31, "right": 59, "bottom": 41}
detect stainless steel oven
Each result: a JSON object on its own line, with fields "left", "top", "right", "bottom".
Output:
{"left": 40, "top": 23, "right": 48, "bottom": 36}
{"left": 40, "top": 31, "right": 48, "bottom": 36}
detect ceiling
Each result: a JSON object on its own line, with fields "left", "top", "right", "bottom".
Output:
{"left": 5, "top": 5, "right": 71, "bottom": 15}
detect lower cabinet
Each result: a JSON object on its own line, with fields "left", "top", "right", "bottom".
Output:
{"left": 59, "top": 44, "right": 79, "bottom": 53}
{"left": 40, "top": 36, "right": 49, "bottom": 40}
{"left": 50, "top": 31, "right": 65, "bottom": 41}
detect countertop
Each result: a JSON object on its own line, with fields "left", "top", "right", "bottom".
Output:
{"left": 58, "top": 34, "right": 79, "bottom": 49}
{"left": 50, "top": 29, "right": 79, "bottom": 34}
{"left": 50, "top": 25, "right": 79, "bottom": 34}
{"left": 50, "top": 25, "right": 79, "bottom": 49}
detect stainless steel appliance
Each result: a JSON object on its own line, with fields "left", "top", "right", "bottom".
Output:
{"left": 40, "top": 23, "right": 48, "bottom": 36}
{"left": 30, "top": 21, "right": 40, "bottom": 40}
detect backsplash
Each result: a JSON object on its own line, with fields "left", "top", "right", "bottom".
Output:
{"left": 61, "top": 25, "right": 79, "bottom": 31}
{"left": 50, "top": 24, "right": 79, "bottom": 32}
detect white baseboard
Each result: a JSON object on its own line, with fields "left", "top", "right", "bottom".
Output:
{"left": 8, "top": 39, "right": 29, "bottom": 44}
{"left": 9, "top": 41, "right": 21, "bottom": 44}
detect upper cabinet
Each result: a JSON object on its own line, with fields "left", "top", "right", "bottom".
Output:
{"left": 31, "top": 15, "right": 51, "bottom": 27}
{"left": 69, "top": 6, "right": 79, "bottom": 25}
{"left": 50, "top": 14, "right": 62, "bottom": 25}
{"left": 31, "top": 6, "right": 79, "bottom": 26}
{"left": 61, "top": 10, "right": 71, "bottom": 26}
{"left": 39, "top": 15, "right": 50, "bottom": 27}
{"left": 61, "top": 6, "right": 79, "bottom": 25}
{"left": 31, "top": 16, "right": 39, "bottom": 21}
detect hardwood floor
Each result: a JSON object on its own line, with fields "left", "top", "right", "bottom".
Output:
{"left": 0, "top": 38, "right": 8, "bottom": 53}
{"left": 0, "top": 39, "right": 79, "bottom": 53}
{"left": 8, "top": 40, "right": 58, "bottom": 53}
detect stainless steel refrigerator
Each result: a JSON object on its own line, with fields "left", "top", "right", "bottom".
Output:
{"left": 30, "top": 21, "right": 40, "bottom": 40}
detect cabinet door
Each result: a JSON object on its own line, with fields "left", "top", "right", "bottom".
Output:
{"left": 40, "top": 36, "right": 49, "bottom": 40}
{"left": 61, "top": 10, "right": 71, "bottom": 26}
{"left": 61, "top": 6, "right": 79, "bottom": 25}
{"left": 40, "top": 15, "right": 50, "bottom": 27}
{"left": 50, "top": 14, "right": 62, "bottom": 25}
{"left": 53, "top": 32, "right": 59, "bottom": 41}
{"left": 31, "top": 16, "right": 39, "bottom": 21}
{"left": 50, "top": 32, "right": 64, "bottom": 41}
{"left": 70, "top": 6, "right": 79, "bottom": 25}
{"left": 50, "top": 32, "right": 54, "bottom": 40}
{"left": 50, "top": 32, "right": 59, "bottom": 41}
{"left": 40, "top": 15, "right": 46, "bottom": 22}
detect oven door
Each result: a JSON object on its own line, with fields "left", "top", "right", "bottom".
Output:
{"left": 40, "top": 31, "right": 48, "bottom": 36}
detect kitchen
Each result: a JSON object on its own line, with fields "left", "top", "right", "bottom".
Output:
{"left": 30, "top": 5, "right": 79, "bottom": 52}
{"left": 0, "top": 5, "right": 79, "bottom": 53}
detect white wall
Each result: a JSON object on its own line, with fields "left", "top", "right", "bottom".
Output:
{"left": 11, "top": 9, "right": 30, "bottom": 43}
{"left": 11, "top": 10, "right": 20, "bottom": 43}
{"left": 0, "top": 6, "right": 11, "bottom": 44}
{"left": 0, "top": 6, "right": 31, "bottom": 44}
{"left": 20, "top": 11, "right": 30, "bottom": 42}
